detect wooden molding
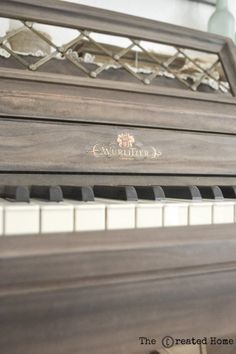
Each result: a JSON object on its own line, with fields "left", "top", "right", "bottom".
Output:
{"left": 0, "top": 0, "right": 224, "bottom": 51}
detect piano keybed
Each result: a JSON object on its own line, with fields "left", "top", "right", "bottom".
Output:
{"left": 1, "top": 184, "right": 236, "bottom": 236}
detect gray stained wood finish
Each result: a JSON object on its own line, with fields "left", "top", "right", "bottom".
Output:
{"left": 1, "top": 75, "right": 236, "bottom": 134}
{"left": 1, "top": 3, "right": 236, "bottom": 353}
{"left": 0, "top": 119, "right": 236, "bottom": 175}
{"left": 0, "top": 1, "right": 236, "bottom": 185}
{"left": 0, "top": 2, "right": 236, "bottom": 186}
{"left": 0, "top": 0, "right": 226, "bottom": 52}
{"left": 1, "top": 224, "right": 236, "bottom": 354}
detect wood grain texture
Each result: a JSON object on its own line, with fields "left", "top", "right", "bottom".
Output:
{"left": 0, "top": 1, "right": 235, "bottom": 142}
{"left": 1, "top": 67, "right": 234, "bottom": 105}
{"left": 1, "top": 173, "right": 236, "bottom": 187}
{"left": 1, "top": 224, "right": 236, "bottom": 288}
{"left": 1, "top": 224, "right": 236, "bottom": 354}
{"left": 0, "top": 0, "right": 225, "bottom": 52}
{"left": 0, "top": 119, "right": 236, "bottom": 175}
{"left": 1, "top": 73, "right": 236, "bottom": 135}
{"left": 220, "top": 40, "right": 236, "bottom": 96}
{"left": 1, "top": 3, "right": 236, "bottom": 353}
{"left": 1, "top": 1, "right": 235, "bottom": 137}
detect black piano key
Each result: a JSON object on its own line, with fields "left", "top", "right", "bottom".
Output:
{"left": 161, "top": 186, "right": 202, "bottom": 200}
{"left": 30, "top": 185, "right": 63, "bottom": 202}
{"left": 135, "top": 186, "right": 165, "bottom": 200}
{"left": 198, "top": 186, "right": 224, "bottom": 200}
{"left": 93, "top": 185, "right": 138, "bottom": 201}
{"left": 5, "top": 186, "right": 30, "bottom": 202}
{"left": 61, "top": 186, "right": 94, "bottom": 202}
{"left": 0, "top": 186, "right": 5, "bottom": 198}
{"left": 219, "top": 186, "right": 236, "bottom": 199}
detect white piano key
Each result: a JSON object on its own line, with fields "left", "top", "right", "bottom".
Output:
{"left": 73, "top": 202, "right": 105, "bottom": 232}
{"left": 32, "top": 200, "right": 74, "bottom": 234}
{"left": 96, "top": 199, "right": 135, "bottom": 230}
{"left": 0, "top": 199, "right": 39, "bottom": 236}
{"left": 0, "top": 202, "right": 5, "bottom": 235}
{"left": 4, "top": 195, "right": 234, "bottom": 236}
{"left": 212, "top": 201, "right": 235, "bottom": 224}
{"left": 163, "top": 200, "right": 189, "bottom": 227}
{"left": 135, "top": 202, "right": 163, "bottom": 228}
{"left": 106, "top": 204, "right": 135, "bottom": 230}
{"left": 188, "top": 201, "right": 213, "bottom": 226}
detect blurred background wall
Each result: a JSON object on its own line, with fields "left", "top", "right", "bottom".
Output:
{"left": 60, "top": 0, "right": 217, "bottom": 31}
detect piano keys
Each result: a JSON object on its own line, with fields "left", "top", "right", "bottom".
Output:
{"left": 0, "top": 184, "right": 236, "bottom": 236}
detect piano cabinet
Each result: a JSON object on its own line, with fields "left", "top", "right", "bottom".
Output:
{"left": 1, "top": 0, "right": 236, "bottom": 353}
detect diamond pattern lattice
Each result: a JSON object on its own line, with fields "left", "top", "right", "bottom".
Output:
{"left": 0, "top": 19, "right": 231, "bottom": 95}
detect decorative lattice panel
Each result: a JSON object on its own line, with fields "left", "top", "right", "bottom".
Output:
{"left": 0, "top": 18, "right": 231, "bottom": 95}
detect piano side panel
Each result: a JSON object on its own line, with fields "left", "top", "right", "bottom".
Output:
{"left": 0, "top": 119, "right": 236, "bottom": 175}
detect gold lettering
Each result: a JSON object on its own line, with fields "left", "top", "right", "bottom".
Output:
{"left": 91, "top": 141, "right": 162, "bottom": 161}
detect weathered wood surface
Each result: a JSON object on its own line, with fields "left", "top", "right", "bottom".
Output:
{"left": 1, "top": 73, "right": 236, "bottom": 135}
{"left": 0, "top": 0, "right": 225, "bottom": 52}
{"left": 0, "top": 0, "right": 236, "bottom": 140}
{"left": 0, "top": 119, "right": 236, "bottom": 175}
{"left": 0, "top": 3, "right": 236, "bottom": 353}
{"left": 220, "top": 40, "right": 236, "bottom": 96}
{"left": 0, "top": 224, "right": 236, "bottom": 354}
{"left": 1, "top": 173, "right": 236, "bottom": 187}
{"left": 0, "top": 66, "right": 234, "bottom": 105}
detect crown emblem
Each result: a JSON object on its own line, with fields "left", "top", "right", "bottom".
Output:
{"left": 117, "top": 133, "right": 135, "bottom": 148}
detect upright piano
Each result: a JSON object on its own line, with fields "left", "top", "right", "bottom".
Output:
{"left": 1, "top": 1, "right": 236, "bottom": 353}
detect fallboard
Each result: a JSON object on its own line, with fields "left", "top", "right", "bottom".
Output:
{"left": 0, "top": 118, "right": 235, "bottom": 175}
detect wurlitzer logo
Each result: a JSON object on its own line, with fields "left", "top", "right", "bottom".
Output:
{"left": 90, "top": 132, "right": 162, "bottom": 161}
{"left": 117, "top": 133, "right": 135, "bottom": 148}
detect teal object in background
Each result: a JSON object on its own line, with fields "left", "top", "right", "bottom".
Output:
{"left": 208, "top": 0, "right": 235, "bottom": 40}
